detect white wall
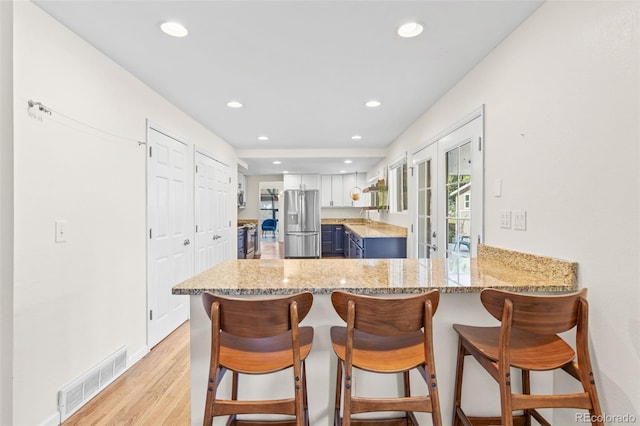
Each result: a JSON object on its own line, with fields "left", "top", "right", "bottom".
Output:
{"left": 238, "top": 174, "right": 283, "bottom": 221}
{"left": 12, "top": 3, "right": 237, "bottom": 424}
{"left": 0, "top": 1, "right": 14, "bottom": 424}
{"left": 375, "top": 1, "right": 639, "bottom": 422}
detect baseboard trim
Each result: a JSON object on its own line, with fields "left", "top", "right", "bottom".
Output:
{"left": 39, "top": 411, "right": 61, "bottom": 426}
{"left": 127, "top": 345, "right": 149, "bottom": 369}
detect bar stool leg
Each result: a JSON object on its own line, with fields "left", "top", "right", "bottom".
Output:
{"left": 334, "top": 359, "right": 343, "bottom": 426}
{"left": 452, "top": 337, "right": 466, "bottom": 426}
{"left": 521, "top": 369, "right": 531, "bottom": 426}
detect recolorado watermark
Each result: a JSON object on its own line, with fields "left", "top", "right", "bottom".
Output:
{"left": 576, "top": 413, "right": 637, "bottom": 423}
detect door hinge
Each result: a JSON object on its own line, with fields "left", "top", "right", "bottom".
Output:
{"left": 149, "top": 310, "right": 153, "bottom": 320}
{"left": 410, "top": 224, "right": 414, "bottom": 233}
{"left": 149, "top": 228, "right": 152, "bottom": 239}
{"left": 195, "top": 165, "right": 198, "bottom": 173}
{"left": 477, "top": 235, "right": 481, "bottom": 244}
{"left": 229, "top": 220, "right": 231, "bottom": 227}
{"left": 195, "top": 225, "right": 198, "bottom": 232}
{"left": 478, "top": 136, "right": 482, "bottom": 151}
{"left": 229, "top": 177, "right": 231, "bottom": 183}
{"left": 149, "top": 146, "right": 152, "bottom": 157}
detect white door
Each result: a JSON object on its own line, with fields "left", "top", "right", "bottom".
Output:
{"left": 438, "top": 115, "right": 483, "bottom": 258}
{"left": 147, "top": 126, "right": 191, "bottom": 348}
{"left": 414, "top": 143, "right": 439, "bottom": 261}
{"left": 195, "top": 151, "right": 231, "bottom": 274}
{"left": 413, "top": 108, "right": 484, "bottom": 261}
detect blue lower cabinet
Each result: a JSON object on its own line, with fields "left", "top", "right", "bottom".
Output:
{"left": 322, "top": 225, "right": 346, "bottom": 256}
{"left": 237, "top": 228, "right": 246, "bottom": 259}
{"left": 334, "top": 226, "right": 344, "bottom": 254}
{"left": 321, "top": 225, "right": 334, "bottom": 255}
{"left": 349, "top": 232, "right": 406, "bottom": 259}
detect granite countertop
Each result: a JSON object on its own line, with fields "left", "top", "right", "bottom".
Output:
{"left": 172, "top": 245, "right": 577, "bottom": 295}
{"left": 321, "top": 219, "right": 407, "bottom": 238}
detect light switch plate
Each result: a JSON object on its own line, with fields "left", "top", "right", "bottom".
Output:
{"left": 499, "top": 210, "right": 511, "bottom": 229}
{"left": 55, "top": 220, "right": 67, "bottom": 243}
{"left": 493, "top": 179, "right": 502, "bottom": 197}
{"left": 513, "top": 210, "right": 527, "bottom": 230}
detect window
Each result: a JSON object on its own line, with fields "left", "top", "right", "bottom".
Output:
{"left": 390, "top": 161, "right": 408, "bottom": 212}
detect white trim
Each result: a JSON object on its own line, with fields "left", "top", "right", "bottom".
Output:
{"left": 38, "top": 411, "right": 61, "bottom": 426}
{"left": 412, "top": 105, "right": 484, "bottom": 157}
{"left": 388, "top": 152, "right": 407, "bottom": 170}
{"left": 127, "top": 345, "right": 149, "bottom": 368}
{"left": 196, "top": 145, "right": 230, "bottom": 168}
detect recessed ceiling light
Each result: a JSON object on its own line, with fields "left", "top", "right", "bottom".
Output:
{"left": 257, "top": 135, "right": 269, "bottom": 141}
{"left": 344, "top": 160, "right": 353, "bottom": 164}
{"left": 397, "top": 22, "right": 423, "bottom": 38}
{"left": 282, "top": 171, "right": 288, "bottom": 174}
{"left": 273, "top": 161, "right": 281, "bottom": 165}
{"left": 226, "top": 101, "right": 243, "bottom": 108}
{"left": 160, "top": 22, "right": 188, "bottom": 38}
{"left": 351, "top": 135, "right": 363, "bottom": 140}
{"left": 365, "top": 100, "right": 381, "bottom": 108}
{"left": 339, "top": 170, "right": 347, "bottom": 174}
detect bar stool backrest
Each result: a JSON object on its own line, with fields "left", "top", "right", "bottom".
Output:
{"left": 480, "top": 288, "right": 588, "bottom": 335}
{"left": 331, "top": 291, "right": 439, "bottom": 336}
{"left": 202, "top": 292, "right": 314, "bottom": 338}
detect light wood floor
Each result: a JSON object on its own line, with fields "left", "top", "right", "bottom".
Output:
{"left": 258, "top": 237, "right": 283, "bottom": 259}
{"left": 63, "top": 240, "right": 283, "bottom": 425}
{"left": 62, "top": 321, "right": 191, "bottom": 425}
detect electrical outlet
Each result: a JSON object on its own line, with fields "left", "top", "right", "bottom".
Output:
{"left": 499, "top": 210, "right": 511, "bottom": 229}
{"left": 513, "top": 210, "right": 527, "bottom": 230}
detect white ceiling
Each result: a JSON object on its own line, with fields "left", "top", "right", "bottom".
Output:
{"left": 34, "top": 0, "right": 542, "bottom": 175}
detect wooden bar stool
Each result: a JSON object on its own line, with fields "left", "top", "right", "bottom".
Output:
{"left": 330, "top": 290, "right": 442, "bottom": 426}
{"left": 202, "top": 291, "right": 314, "bottom": 426}
{"left": 452, "top": 288, "right": 603, "bottom": 426}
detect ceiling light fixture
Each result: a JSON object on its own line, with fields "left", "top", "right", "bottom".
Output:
{"left": 282, "top": 171, "right": 288, "bottom": 174}
{"left": 160, "top": 21, "right": 188, "bottom": 38}
{"left": 344, "top": 160, "right": 353, "bottom": 164}
{"left": 257, "top": 135, "right": 269, "bottom": 141}
{"left": 397, "top": 22, "right": 423, "bottom": 38}
{"left": 351, "top": 135, "right": 363, "bottom": 140}
{"left": 272, "top": 160, "right": 281, "bottom": 165}
{"left": 226, "top": 101, "right": 243, "bottom": 108}
{"left": 365, "top": 100, "right": 381, "bottom": 108}
{"left": 339, "top": 170, "right": 347, "bottom": 174}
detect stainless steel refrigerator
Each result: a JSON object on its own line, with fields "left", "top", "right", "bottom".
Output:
{"left": 284, "top": 189, "right": 320, "bottom": 258}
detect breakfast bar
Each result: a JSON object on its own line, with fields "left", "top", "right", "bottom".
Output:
{"left": 173, "top": 245, "right": 577, "bottom": 425}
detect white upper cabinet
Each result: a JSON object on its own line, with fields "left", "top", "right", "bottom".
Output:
{"left": 321, "top": 175, "right": 344, "bottom": 207}
{"left": 284, "top": 174, "right": 320, "bottom": 190}
{"left": 320, "top": 173, "right": 368, "bottom": 208}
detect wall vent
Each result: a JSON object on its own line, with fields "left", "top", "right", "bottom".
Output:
{"left": 58, "top": 346, "right": 127, "bottom": 421}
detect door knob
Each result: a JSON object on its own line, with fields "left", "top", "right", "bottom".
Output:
{"left": 428, "top": 243, "right": 437, "bottom": 251}
{"left": 184, "top": 239, "right": 191, "bottom": 246}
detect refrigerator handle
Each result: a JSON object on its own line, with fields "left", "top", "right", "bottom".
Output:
{"left": 300, "top": 193, "right": 304, "bottom": 229}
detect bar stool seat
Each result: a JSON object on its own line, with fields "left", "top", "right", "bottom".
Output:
{"left": 452, "top": 325, "right": 576, "bottom": 370}
{"left": 330, "top": 328, "right": 426, "bottom": 373}
{"left": 330, "top": 290, "right": 442, "bottom": 426}
{"left": 452, "top": 288, "right": 603, "bottom": 426}
{"left": 202, "top": 291, "right": 314, "bottom": 426}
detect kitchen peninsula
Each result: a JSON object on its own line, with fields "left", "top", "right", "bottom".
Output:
{"left": 174, "top": 245, "right": 577, "bottom": 425}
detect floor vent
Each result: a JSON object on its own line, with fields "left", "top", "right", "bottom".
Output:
{"left": 58, "top": 346, "right": 127, "bottom": 421}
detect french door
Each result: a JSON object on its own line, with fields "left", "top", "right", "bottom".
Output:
{"left": 414, "top": 108, "right": 484, "bottom": 262}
